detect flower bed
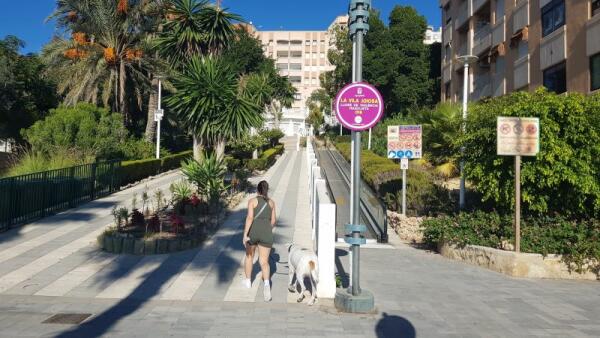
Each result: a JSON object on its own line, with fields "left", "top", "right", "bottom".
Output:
{"left": 422, "top": 211, "right": 600, "bottom": 276}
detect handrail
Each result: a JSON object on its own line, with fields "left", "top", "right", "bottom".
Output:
{"left": 324, "top": 147, "right": 388, "bottom": 243}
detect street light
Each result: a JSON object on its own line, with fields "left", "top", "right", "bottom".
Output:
{"left": 454, "top": 55, "right": 478, "bottom": 210}
{"left": 155, "top": 77, "right": 164, "bottom": 159}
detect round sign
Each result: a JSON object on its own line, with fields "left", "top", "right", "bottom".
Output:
{"left": 335, "top": 82, "right": 384, "bottom": 131}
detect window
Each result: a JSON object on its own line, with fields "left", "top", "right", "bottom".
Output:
{"left": 495, "top": 0, "right": 505, "bottom": 20}
{"left": 276, "top": 63, "right": 288, "bottom": 70}
{"left": 593, "top": 0, "right": 600, "bottom": 17}
{"left": 444, "top": 82, "right": 451, "bottom": 100}
{"left": 543, "top": 62, "right": 566, "bottom": 94}
{"left": 289, "top": 76, "right": 302, "bottom": 83}
{"left": 517, "top": 40, "right": 528, "bottom": 60}
{"left": 289, "top": 63, "right": 302, "bottom": 70}
{"left": 591, "top": 53, "right": 600, "bottom": 91}
{"left": 294, "top": 93, "right": 302, "bottom": 101}
{"left": 320, "top": 52, "right": 325, "bottom": 58}
{"left": 305, "top": 40, "right": 311, "bottom": 46}
{"left": 542, "top": 0, "right": 565, "bottom": 37}
{"left": 312, "top": 40, "right": 317, "bottom": 46}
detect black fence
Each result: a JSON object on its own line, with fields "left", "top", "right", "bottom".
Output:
{"left": 0, "top": 161, "right": 121, "bottom": 232}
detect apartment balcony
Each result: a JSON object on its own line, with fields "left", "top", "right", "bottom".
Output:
{"left": 514, "top": 55, "right": 530, "bottom": 89}
{"left": 457, "top": 42, "right": 469, "bottom": 58}
{"left": 471, "top": 73, "right": 491, "bottom": 101}
{"left": 513, "top": 0, "right": 529, "bottom": 34}
{"left": 492, "top": 73, "right": 506, "bottom": 97}
{"left": 472, "top": 0, "right": 489, "bottom": 14}
{"left": 455, "top": 0, "right": 471, "bottom": 30}
{"left": 472, "top": 24, "right": 492, "bottom": 56}
{"left": 492, "top": 17, "right": 506, "bottom": 47}
{"left": 587, "top": 12, "right": 600, "bottom": 57}
{"left": 443, "top": 63, "right": 452, "bottom": 84}
{"left": 443, "top": 22, "right": 453, "bottom": 45}
{"left": 540, "top": 26, "right": 566, "bottom": 70}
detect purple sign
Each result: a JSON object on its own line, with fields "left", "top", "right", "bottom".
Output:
{"left": 335, "top": 82, "right": 384, "bottom": 131}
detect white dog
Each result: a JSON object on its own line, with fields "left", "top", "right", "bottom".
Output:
{"left": 287, "top": 244, "right": 319, "bottom": 305}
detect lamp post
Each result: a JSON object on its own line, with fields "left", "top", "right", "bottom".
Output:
{"left": 334, "top": 0, "right": 375, "bottom": 314}
{"left": 155, "top": 77, "right": 164, "bottom": 159}
{"left": 454, "top": 55, "right": 478, "bottom": 209}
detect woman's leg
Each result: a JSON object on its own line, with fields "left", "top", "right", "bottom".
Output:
{"left": 244, "top": 244, "right": 256, "bottom": 280}
{"left": 257, "top": 245, "right": 271, "bottom": 281}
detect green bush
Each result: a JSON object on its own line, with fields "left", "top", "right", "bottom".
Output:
{"left": 228, "top": 134, "right": 267, "bottom": 159}
{"left": 119, "top": 150, "right": 192, "bottom": 186}
{"left": 260, "top": 129, "right": 285, "bottom": 147}
{"left": 120, "top": 139, "right": 171, "bottom": 160}
{"left": 120, "top": 158, "right": 161, "bottom": 186}
{"left": 161, "top": 151, "right": 193, "bottom": 171}
{"left": 246, "top": 145, "right": 284, "bottom": 171}
{"left": 460, "top": 89, "right": 600, "bottom": 218}
{"left": 181, "top": 153, "right": 228, "bottom": 204}
{"left": 335, "top": 142, "right": 452, "bottom": 215}
{"left": 422, "top": 211, "right": 600, "bottom": 273}
{"left": 22, "top": 103, "right": 128, "bottom": 160}
{"left": 224, "top": 156, "right": 242, "bottom": 171}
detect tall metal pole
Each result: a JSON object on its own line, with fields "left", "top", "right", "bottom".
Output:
{"left": 515, "top": 155, "right": 521, "bottom": 252}
{"left": 368, "top": 128, "right": 372, "bottom": 150}
{"left": 350, "top": 2, "right": 365, "bottom": 297}
{"left": 155, "top": 79, "right": 162, "bottom": 159}
{"left": 459, "top": 62, "right": 469, "bottom": 209}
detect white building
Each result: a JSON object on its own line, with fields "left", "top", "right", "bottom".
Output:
{"left": 424, "top": 26, "right": 442, "bottom": 45}
{"left": 249, "top": 16, "right": 349, "bottom": 136}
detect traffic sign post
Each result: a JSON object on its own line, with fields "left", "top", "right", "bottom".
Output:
{"left": 155, "top": 79, "right": 163, "bottom": 159}
{"left": 388, "top": 125, "right": 422, "bottom": 216}
{"left": 334, "top": 0, "right": 379, "bottom": 314}
{"left": 497, "top": 117, "right": 540, "bottom": 252}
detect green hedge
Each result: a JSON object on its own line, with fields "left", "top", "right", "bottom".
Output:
{"left": 120, "top": 150, "right": 192, "bottom": 186}
{"left": 247, "top": 145, "right": 284, "bottom": 171}
{"left": 161, "top": 151, "right": 193, "bottom": 171}
{"left": 334, "top": 142, "right": 403, "bottom": 194}
{"left": 334, "top": 142, "right": 453, "bottom": 215}
{"left": 422, "top": 211, "right": 600, "bottom": 273}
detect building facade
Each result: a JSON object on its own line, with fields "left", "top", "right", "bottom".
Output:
{"left": 425, "top": 26, "right": 443, "bottom": 44}
{"left": 250, "top": 16, "right": 348, "bottom": 136}
{"left": 440, "top": 0, "right": 600, "bottom": 103}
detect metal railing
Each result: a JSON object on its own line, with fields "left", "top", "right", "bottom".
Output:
{"left": 0, "top": 161, "right": 121, "bottom": 231}
{"left": 325, "top": 148, "right": 388, "bottom": 243}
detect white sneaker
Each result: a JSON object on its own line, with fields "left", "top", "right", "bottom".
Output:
{"left": 242, "top": 278, "right": 251, "bottom": 289}
{"left": 263, "top": 283, "right": 272, "bottom": 302}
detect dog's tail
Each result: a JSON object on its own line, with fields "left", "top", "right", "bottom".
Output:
{"left": 309, "top": 260, "right": 319, "bottom": 284}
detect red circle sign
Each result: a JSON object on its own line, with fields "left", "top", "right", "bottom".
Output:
{"left": 335, "top": 82, "right": 384, "bottom": 131}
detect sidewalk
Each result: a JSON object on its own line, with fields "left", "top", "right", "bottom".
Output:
{"left": 0, "top": 145, "right": 599, "bottom": 337}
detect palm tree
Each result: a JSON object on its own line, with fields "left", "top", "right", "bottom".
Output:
{"left": 156, "top": 0, "right": 244, "bottom": 157}
{"left": 166, "top": 56, "right": 262, "bottom": 160}
{"left": 44, "top": 0, "right": 164, "bottom": 125}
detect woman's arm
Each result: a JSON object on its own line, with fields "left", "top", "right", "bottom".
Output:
{"left": 243, "top": 199, "right": 255, "bottom": 246}
{"left": 269, "top": 200, "right": 276, "bottom": 227}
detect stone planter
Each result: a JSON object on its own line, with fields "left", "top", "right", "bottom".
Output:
{"left": 122, "top": 238, "right": 134, "bottom": 254}
{"left": 100, "top": 233, "right": 204, "bottom": 255}
{"left": 104, "top": 236, "right": 114, "bottom": 253}
{"left": 144, "top": 239, "right": 157, "bottom": 255}
{"left": 133, "top": 239, "right": 145, "bottom": 255}
{"left": 112, "top": 237, "right": 123, "bottom": 254}
{"left": 438, "top": 242, "right": 598, "bottom": 280}
{"left": 157, "top": 239, "right": 168, "bottom": 254}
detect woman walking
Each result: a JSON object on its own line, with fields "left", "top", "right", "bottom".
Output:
{"left": 242, "top": 180, "right": 276, "bottom": 301}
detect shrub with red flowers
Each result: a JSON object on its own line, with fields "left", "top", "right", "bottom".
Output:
{"left": 170, "top": 214, "right": 185, "bottom": 234}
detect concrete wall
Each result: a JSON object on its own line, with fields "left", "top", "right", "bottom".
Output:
{"left": 306, "top": 139, "right": 337, "bottom": 298}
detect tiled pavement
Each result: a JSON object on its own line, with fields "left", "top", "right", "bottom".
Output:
{"left": 0, "top": 143, "right": 599, "bottom": 337}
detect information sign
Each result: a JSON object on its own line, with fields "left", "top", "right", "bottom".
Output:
{"left": 335, "top": 82, "right": 384, "bottom": 131}
{"left": 387, "top": 125, "right": 422, "bottom": 159}
{"left": 497, "top": 117, "right": 540, "bottom": 156}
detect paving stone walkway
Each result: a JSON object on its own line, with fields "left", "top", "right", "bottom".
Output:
{"left": 0, "top": 141, "right": 599, "bottom": 337}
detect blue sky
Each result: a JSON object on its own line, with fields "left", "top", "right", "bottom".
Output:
{"left": 0, "top": 1, "right": 441, "bottom": 54}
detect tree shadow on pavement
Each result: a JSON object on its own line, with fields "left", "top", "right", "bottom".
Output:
{"left": 53, "top": 208, "right": 248, "bottom": 338}
{"left": 375, "top": 312, "right": 416, "bottom": 338}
